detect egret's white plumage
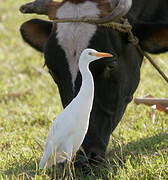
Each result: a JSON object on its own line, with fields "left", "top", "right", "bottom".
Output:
{"left": 39, "top": 49, "right": 112, "bottom": 169}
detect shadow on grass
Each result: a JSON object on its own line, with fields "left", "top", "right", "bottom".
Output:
{"left": 107, "top": 132, "right": 168, "bottom": 168}
{"left": 1, "top": 157, "right": 41, "bottom": 179}
{"left": 108, "top": 132, "right": 168, "bottom": 156}
{"left": 2, "top": 132, "right": 167, "bottom": 179}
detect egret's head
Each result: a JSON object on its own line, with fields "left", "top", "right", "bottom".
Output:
{"left": 80, "top": 49, "right": 113, "bottom": 64}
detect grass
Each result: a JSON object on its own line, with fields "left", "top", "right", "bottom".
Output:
{"left": 0, "top": 0, "right": 168, "bottom": 179}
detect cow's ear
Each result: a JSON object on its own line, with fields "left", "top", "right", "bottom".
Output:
{"left": 135, "top": 25, "right": 168, "bottom": 54}
{"left": 20, "top": 19, "right": 52, "bottom": 52}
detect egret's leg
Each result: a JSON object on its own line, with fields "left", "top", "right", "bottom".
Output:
{"left": 51, "top": 165, "right": 56, "bottom": 180}
{"left": 64, "top": 145, "right": 73, "bottom": 179}
{"left": 62, "top": 160, "right": 73, "bottom": 179}
{"left": 71, "top": 153, "right": 77, "bottom": 179}
{"left": 67, "top": 160, "right": 73, "bottom": 180}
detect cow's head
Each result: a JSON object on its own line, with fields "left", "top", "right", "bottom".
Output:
{"left": 19, "top": 0, "right": 167, "bottom": 167}
{"left": 20, "top": 0, "right": 132, "bottom": 52}
{"left": 19, "top": 0, "right": 142, "bottom": 166}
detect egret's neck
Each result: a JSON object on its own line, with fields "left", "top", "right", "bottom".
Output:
{"left": 78, "top": 59, "right": 94, "bottom": 101}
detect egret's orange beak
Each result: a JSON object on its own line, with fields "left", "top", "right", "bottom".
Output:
{"left": 95, "top": 52, "right": 113, "bottom": 58}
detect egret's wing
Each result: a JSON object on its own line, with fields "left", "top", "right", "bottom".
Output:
{"left": 39, "top": 100, "right": 79, "bottom": 169}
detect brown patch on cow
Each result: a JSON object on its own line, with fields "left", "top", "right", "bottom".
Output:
{"left": 47, "top": 0, "right": 113, "bottom": 20}
{"left": 156, "top": 27, "right": 168, "bottom": 48}
{"left": 63, "top": 0, "right": 100, "bottom": 4}
{"left": 21, "top": 22, "right": 50, "bottom": 51}
{"left": 47, "top": 1, "right": 63, "bottom": 20}
{"left": 143, "top": 27, "right": 168, "bottom": 49}
{"left": 98, "top": 0, "right": 114, "bottom": 18}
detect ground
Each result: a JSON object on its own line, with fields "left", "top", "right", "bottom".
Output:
{"left": 0, "top": 0, "right": 167, "bottom": 179}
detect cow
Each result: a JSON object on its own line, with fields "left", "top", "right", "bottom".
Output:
{"left": 19, "top": 0, "right": 168, "bottom": 167}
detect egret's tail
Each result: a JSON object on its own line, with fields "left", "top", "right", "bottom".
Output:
{"left": 39, "top": 153, "right": 55, "bottom": 169}
{"left": 39, "top": 154, "right": 48, "bottom": 169}
{"left": 39, "top": 151, "right": 68, "bottom": 169}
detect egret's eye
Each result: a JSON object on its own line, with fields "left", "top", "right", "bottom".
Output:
{"left": 88, "top": 52, "right": 93, "bottom": 56}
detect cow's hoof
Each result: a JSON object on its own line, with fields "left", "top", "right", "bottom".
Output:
{"left": 74, "top": 151, "right": 106, "bottom": 174}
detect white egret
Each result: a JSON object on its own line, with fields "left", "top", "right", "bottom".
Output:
{"left": 39, "top": 48, "right": 113, "bottom": 169}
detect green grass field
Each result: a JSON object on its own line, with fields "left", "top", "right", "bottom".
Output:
{"left": 0, "top": 0, "right": 168, "bottom": 179}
